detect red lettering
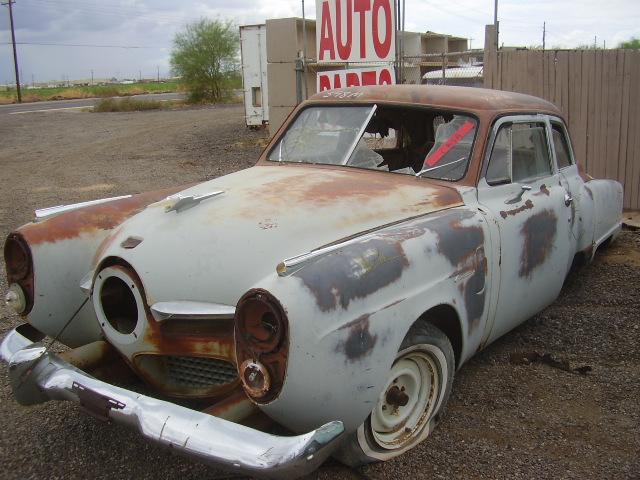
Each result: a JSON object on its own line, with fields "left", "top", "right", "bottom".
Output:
{"left": 372, "top": 0, "right": 392, "bottom": 58}
{"left": 379, "top": 68, "right": 393, "bottom": 84}
{"left": 361, "top": 70, "right": 377, "bottom": 85}
{"left": 319, "top": 1, "right": 335, "bottom": 61}
{"left": 335, "top": 0, "right": 353, "bottom": 60}
{"left": 333, "top": 73, "right": 342, "bottom": 88}
{"left": 353, "top": 0, "right": 371, "bottom": 58}
{"left": 346, "top": 72, "right": 360, "bottom": 87}
{"left": 319, "top": 74, "right": 331, "bottom": 91}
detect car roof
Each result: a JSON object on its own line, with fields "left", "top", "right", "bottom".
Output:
{"left": 308, "top": 84, "right": 562, "bottom": 116}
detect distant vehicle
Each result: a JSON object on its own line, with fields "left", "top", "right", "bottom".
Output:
{"left": 2, "top": 85, "right": 623, "bottom": 478}
{"left": 423, "top": 64, "right": 483, "bottom": 87}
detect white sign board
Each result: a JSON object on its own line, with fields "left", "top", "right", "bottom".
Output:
{"left": 317, "top": 66, "right": 395, "bottom": 91}
{"left": 316, "top": 0, "right": 396, "bottom": 63}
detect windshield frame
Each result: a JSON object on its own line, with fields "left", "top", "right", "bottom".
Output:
{"left": 264, "top": 102, "right": 481, "bottom": 182}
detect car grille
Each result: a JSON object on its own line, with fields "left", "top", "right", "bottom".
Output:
{"left": 165, "top": 356, "right": 238, "bottom": 388}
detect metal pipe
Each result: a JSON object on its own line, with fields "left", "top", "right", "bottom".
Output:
{"left": 302, "top": 1, "right": 308, "bottom": 99}
{"left": 401, "top": 0, "right": 405, "bottom": 83}
{"left": 295, "top": 58, "right": 304, "bottom": 104}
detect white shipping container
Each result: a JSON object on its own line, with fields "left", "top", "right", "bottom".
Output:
{"left": 240, "top": 24, "right": 269, "bottom": 127}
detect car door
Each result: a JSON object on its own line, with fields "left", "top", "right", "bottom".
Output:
{"left": 547, "top": 116, "right": 592, "bottom": 255}
{"left": 477, "top": 115, "right": 573, "bottom": 343}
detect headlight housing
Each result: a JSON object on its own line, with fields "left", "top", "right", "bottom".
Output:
{"left": 234, "top": 289, "right": 288, "bottom": 403}
{"left": 4, "top": 233, "right": 34, "bottom": 315}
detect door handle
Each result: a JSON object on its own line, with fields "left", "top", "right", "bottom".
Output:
{"left": 564, "top": 193, "right": 573, "bottom": 206}
{"left": 505, "top": 184, "right": 532, "bottom": 204}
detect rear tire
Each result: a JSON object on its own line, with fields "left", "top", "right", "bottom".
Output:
{"left": 335, "top": 321, "right": 455, "bottom": 467}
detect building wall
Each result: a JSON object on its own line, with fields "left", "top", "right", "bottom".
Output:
{"left": 264, "top": 18, "right": 469, "bottom": 134}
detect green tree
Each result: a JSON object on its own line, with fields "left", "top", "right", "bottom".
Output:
{"left": 618, "top": 37, "right": 640, "bottom": 49}
{"left": 170, "top": 18, "right": 239, "bottom": 102}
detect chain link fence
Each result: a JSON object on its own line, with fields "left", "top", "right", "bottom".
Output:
{"left": 304, "top": 50, "right": 484, "bottom": 91}
{"left": 400, "top": 50, "right": 484, "bottom": 87}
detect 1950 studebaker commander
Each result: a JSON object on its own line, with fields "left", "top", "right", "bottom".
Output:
{"left": 1, "top": 85, "right": 623, "bottom": 478}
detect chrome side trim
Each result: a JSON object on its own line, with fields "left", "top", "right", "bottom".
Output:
{"left": 278, "top": 238, "right": 362, "bottom": 277}
{"left": 0, "top": 326, "right": 344, "bottom": 479}
{"left": 150, "top": 301, "right": 236, "bottom": 322}
{"left": 277, "top": 208, "right": 463, "bottom": 277}
{"left": 35, "top": 195, "right": 132, "bottom": 220}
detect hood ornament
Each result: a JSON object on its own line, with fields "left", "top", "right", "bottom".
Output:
{"left": 165, "top": 190, "right": 224, "bottom": 213}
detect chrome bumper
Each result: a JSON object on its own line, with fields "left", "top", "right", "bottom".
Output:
{"left": 0, "top": 325, "right": 344, "bottom": 479}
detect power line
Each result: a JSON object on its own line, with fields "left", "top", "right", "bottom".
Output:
{"left": 20, "top": 0, "right": 204, "bottom": 24}
{"left": 2, "top": 41, "right": 166, "bottom": 48}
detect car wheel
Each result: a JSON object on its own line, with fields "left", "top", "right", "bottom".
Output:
{"left": 335, "top": 321, "right": 455, "bottom": 467}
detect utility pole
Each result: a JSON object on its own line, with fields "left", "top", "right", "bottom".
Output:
{"left": 91, "top": 69, "right": 94, "bottom": 85}
{"left": 594, "top": 35, "right": 597, "bottom": 49}
{"left": 2, "top": 0, "right": 22, "bottom": 102}
{"left": 542, "top": 22, "right": 546, "bottom": 51}
{"left": 156, "top": 65, "right": 160, "bottom": 82}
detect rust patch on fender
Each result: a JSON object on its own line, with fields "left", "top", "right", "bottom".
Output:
{"left": 426, "top": 210, "right": 486, "bottom": 333}
{"left": 18, "top": 185, "right": 194, "bottom": 245}
{"left": 336, "top": 314, "right": 378, "bottom": 362}
{"left": 294, "top": 237, "right": 409, "bottom": 312}
{"left": 500, "top": 199, "right": 534, "bottom": 219}
{"left": 519, "top": 210, "right": 558, "bottom": 277}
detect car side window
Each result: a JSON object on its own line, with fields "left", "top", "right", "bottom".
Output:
{"left": 551, "top": 124, "right": 573, "bottom": 169}
{"left": 486, "top": 122, "right": 552, "bottom": 185}
{"left": 511, "top": 123, "right": 551, "bottom": 182}
{"left": 486, "top": 125, "right": 511, "bottom": 185}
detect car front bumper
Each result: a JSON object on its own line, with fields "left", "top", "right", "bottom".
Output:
{"left": 0, "top": 324, "right": 344, "bottom": 479}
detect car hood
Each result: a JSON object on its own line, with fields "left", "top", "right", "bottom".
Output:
{"left": 97, "top": 164, "right": 464, "bottom": 306}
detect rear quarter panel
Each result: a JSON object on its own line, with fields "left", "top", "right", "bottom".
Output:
{"left": 586, "top": 179, "right": 624, "bottom": 247}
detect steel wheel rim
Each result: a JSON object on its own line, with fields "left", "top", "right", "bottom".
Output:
{"left": 370, "top": 348, "right": 440, "bottom": 449}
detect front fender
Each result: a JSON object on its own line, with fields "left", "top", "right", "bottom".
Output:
{"left": 4, "top": 186, "right": 190, "bottom": 347}
{"left": 255, "top": 207, "right": 490, "bottom": 433}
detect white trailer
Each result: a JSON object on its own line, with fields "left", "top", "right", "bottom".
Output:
{"left": 240, "top": 24, "right": 269, "bottom": 128}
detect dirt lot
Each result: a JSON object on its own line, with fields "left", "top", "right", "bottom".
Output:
{"left": 0, "top": 105, "right": 638, "bottom": 479}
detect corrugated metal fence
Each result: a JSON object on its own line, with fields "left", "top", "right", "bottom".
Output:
{"left": 484, "top": 26, "right": 640, "bottom": 210}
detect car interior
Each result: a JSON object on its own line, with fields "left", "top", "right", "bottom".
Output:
{"left": 268, "top": 104, "right": 477, "bottom": 182}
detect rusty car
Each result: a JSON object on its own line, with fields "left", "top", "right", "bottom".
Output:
{"left": 1, "top": 85, "right": 623, "bottom": 478}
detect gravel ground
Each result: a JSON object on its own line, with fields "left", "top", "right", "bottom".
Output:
{"left": 0, "top": 105, "right": 638, "bottom": 480}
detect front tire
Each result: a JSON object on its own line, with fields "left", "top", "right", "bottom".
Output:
{"left": 335, "top": 322, "right": 455, "bottom": 467}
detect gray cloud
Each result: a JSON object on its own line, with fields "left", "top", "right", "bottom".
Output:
{"left": 1, "top": 0, "right": 639, "bottom": 84}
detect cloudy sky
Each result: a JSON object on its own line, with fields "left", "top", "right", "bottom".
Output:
{"left": 1, "top": 0, "right": 638, "bottom": 84}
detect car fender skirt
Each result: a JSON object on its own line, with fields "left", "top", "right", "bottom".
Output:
{"left": 0, "top": 326, "right": 344, "bottom": 479}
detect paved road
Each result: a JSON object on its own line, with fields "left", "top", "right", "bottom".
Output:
{"left": 0, "top": 92, "right": 185, "bottom": 115}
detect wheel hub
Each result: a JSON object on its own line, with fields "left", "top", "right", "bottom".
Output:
{"left": 370, "top": 349, "right": 440, "bottom": 449}
{"left": 385, "top": 385, "right": 409, "bottom": 408}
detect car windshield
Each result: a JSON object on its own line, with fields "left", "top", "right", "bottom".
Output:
{"left": 269, "top": 106, "right": 374, "bottom": 165}
{"left": 268, "top": 104, "right": 478, "bottom": 181}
